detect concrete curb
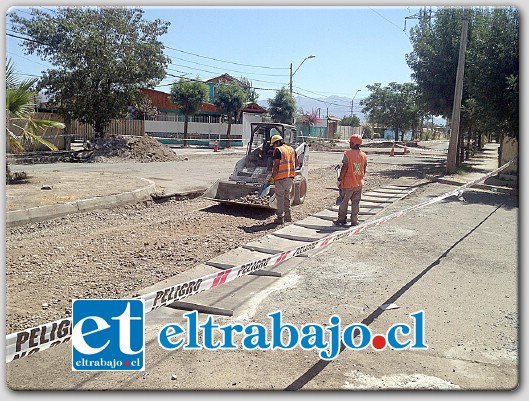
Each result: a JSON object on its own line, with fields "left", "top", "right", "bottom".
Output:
{"left": 6, "top": 178, "right": 157, "bottom": 228}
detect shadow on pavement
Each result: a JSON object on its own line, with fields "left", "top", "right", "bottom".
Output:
{"left": 284, "top": 203, "right": 504, "bottom": 391}
{"left": 374, "top": 163, "right": 446, "bottom": 180}
{"left": 201, "top": 203, "right": 275, "bottom": 219}
{"left": 443, "top": 190, "right": 519, "bottom": 211}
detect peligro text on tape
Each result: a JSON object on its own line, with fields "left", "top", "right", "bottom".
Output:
{"left": 5, "top": 157, "right": 516, "bottom": 363}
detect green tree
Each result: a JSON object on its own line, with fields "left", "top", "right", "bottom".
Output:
{"left": 406, "top": 7, "right": 463, "bottom": 118}
{"left": 407, "top": 7, "right": 519, "bottom": 139}
{"left": 467, "top": 7, "right": 519, "bottom": 138}
{"left": 6, "top": 59, "right": 64, "bottom": 153}
{"left": 340, "top": 115, "right": 361, "bottom": 127}
{"left": 9, "top": 7, "right": 170, "bottom": 138}
{"left": 170, "top": 78, "right": 208, "bottom": 147}
{"left": 214, "top": 82, "right": 248, "bottom": 148}
{"left": 6, "top": 60, "right": 65, "bottom": 183}
{"left": 361, "top": 82, "right": 420, "bottom": 141}
{"left": 239, "top": 77, "right": 259, "bottom": 103}
{"left": 268, "top": 87, "right": 296, "bottom": 124}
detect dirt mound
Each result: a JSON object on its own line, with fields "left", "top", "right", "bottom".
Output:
{"left": 91, "top": 135, "right": 180, "bottom": 163}
{"left": 308, "top": 140, "right": 348, "bottom": 152}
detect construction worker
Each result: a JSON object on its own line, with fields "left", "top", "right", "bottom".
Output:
{"left": 334, "top": 134, "right": 368, "bottom": 226}
{"left": 269, "top": 134, "right": 299, "bottom": 225}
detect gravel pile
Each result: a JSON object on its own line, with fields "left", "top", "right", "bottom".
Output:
{"left": 90, "top": 135, "right": 181, "bottom": 162}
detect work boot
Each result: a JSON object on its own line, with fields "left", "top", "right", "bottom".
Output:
{"left": 273, "top": 216, "right": 284, "bottom": 225}
{"left": 333, "top": 218, "right": 347, "bottom": 226}
{"left": 284, "top": 214, "right": 292, "bottom": 222}
{"left": 351, "top": 220, "right": 359, "bottom": 226}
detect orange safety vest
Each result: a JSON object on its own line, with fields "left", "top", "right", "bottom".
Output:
{"left": 275, "top": 144, "right": 296, "bottom": 180}
{"left": 342, "top": 149, "right": 368, "bottom": 188}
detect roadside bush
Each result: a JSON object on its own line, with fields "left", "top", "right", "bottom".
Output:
{"left": 6, "top": 163, "right": 27, "bottom": 184}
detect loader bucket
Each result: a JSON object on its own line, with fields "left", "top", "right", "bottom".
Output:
{"left": 203, "top": 179, "right": 277, "bottom": 209}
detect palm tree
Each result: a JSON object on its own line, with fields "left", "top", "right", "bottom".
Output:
{"left": 6, "top": 59, "right": 65, "bottom": 152}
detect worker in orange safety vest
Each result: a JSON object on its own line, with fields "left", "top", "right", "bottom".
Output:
{"left": 269, "top": 134, "right": 299, "bottom": 225}
{"left": 334, "top": 134, "right": 368, "bottom": 226}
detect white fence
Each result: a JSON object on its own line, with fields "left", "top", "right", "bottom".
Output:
{"left": 336, "top": 126, "right": 363, "bottom": 139}
{"left": 145, "top": 112, "right": 265, "bottom": 146}
{"left": 145, "top": 121, "right": 243, "bottom": 140}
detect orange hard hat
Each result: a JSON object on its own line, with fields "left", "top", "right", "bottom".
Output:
{"left": 350, "top": 134, "right": 362, "bottom": 145}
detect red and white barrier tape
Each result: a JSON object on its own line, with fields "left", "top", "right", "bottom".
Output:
{"left": 5, "top": 157, "right": 517, "bottom": 363}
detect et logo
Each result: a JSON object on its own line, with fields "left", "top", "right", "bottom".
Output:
{"left": 72, "top": 299, "right": 145, "bottom": 371}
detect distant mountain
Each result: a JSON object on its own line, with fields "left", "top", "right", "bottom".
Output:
{"left": 258, "top": 95, "right": 367, "bottom": 123}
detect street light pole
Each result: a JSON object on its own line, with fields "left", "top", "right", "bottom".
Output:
{"left": 351, "top": 89, "right": 360, "bottom": 116}
{"left": 290, "top": 55, "right": 315, "bottom": 96}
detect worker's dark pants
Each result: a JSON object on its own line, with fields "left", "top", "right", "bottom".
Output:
{"left": 338, "top": 186, "right": 362, "bottom": 224}
{"left": 275, "top": 177, "right": 294, "bottom": 218}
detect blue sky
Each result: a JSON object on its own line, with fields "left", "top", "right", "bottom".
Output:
{"left": 3, "top": 2, "right": 524, "bottom": 117}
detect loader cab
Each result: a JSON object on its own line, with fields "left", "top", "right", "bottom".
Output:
{"left": 247, "top": 123, "right": 298, "bottom": 156}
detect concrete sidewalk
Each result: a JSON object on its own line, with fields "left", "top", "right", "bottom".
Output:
{"left": 434, "top": 143, "right": 518, "bottom": 193}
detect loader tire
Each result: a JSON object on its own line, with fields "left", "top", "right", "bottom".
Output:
{"left": 289, "top": 181, "right": 296, "bottom": 205}
{"left": 293, "top": 176, "right": 307, "bottom": 205}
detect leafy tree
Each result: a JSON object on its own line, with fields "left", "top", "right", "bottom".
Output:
{"left": 467, "top": 7, "right": 519, "bottom": 138}
{"left": 361, "top": 82, "right": 420, "bottom": 141}
{"left": 6, "top": 59, "right": 64, "bottom": 153}
{"left": 340, "top": 115, "right": 360, "bottom": 127}
{"left": 406, "top": 8, "right": 464, "bottom": 119}
{"left": 239, "top": 77, "right": 259, "bottom": 103}
{"left": 9, "top": 7, "right": 170, "bottom": 138}
{"left": 407, "top": 6, "right": 519, "bottom": 139}
{"left": 268, "top": 87, "right": 296, "bottom": 124}
{"left": 170, "top": 78, "right": 208, "bottom": 147}
{"left": 128, "top": 97, "right": 159, "bottom": 120}
{"left": 6, "top": 60, "right": 65, "bottom": 183}
{"left": 213, "top": 82, "right": 248, "bottom": 148}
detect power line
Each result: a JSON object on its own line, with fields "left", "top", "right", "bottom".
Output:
{"left": 292, "top": 91, "right": 355, "bottom": 108}
{"left": 166, "top": 63, "right": 289, "bottom": 87}
{"left": 5, "top": 51, "right": 51, "bottom": 68}
{"left": 167, "top": 55, "right": 287, "bottom": 78}
{"left": 156, "top": 75, "right": 279, "bottom": 92}
{"left": 369, "top": 7, "right": 409, "bottom": 37}
{"left": 164, "top": 45, "right": 288, "bottom": 70}
{"left": 292, "top": 86, "right": 359, "bottom": 107}
{"left": 6, "top": 31, "right": 49, "bottom": 46}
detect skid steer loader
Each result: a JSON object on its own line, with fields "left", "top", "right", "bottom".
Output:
{"left": 203, "top": 122, "right": 309, "bottom": 210}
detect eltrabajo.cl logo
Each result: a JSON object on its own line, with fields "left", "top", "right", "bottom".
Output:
{"left": 72, "top": 299, "right": 145, "bottom": 371}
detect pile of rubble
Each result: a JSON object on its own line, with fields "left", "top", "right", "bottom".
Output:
{"left": 308, "top": 139, "right": 348, "bottom": 152}
{"left": 233, "top": 193, "right": 272, "bottom": 206}
{"left": 90, "top": 135, "right": 181, "bottom": 163}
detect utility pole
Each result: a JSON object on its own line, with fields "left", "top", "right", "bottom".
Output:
{"left": 447, "top": 8, "right": 469, "bottom": 174}
{"left": 290, "top": 55, "right": 315, "bottom": 96}
{"left": 289, "top": 63, "right": 293, "bottom": 96}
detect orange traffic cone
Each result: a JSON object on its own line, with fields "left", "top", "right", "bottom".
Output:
{"left": 390, "top": 146, "right": 395, "bottom": 157}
